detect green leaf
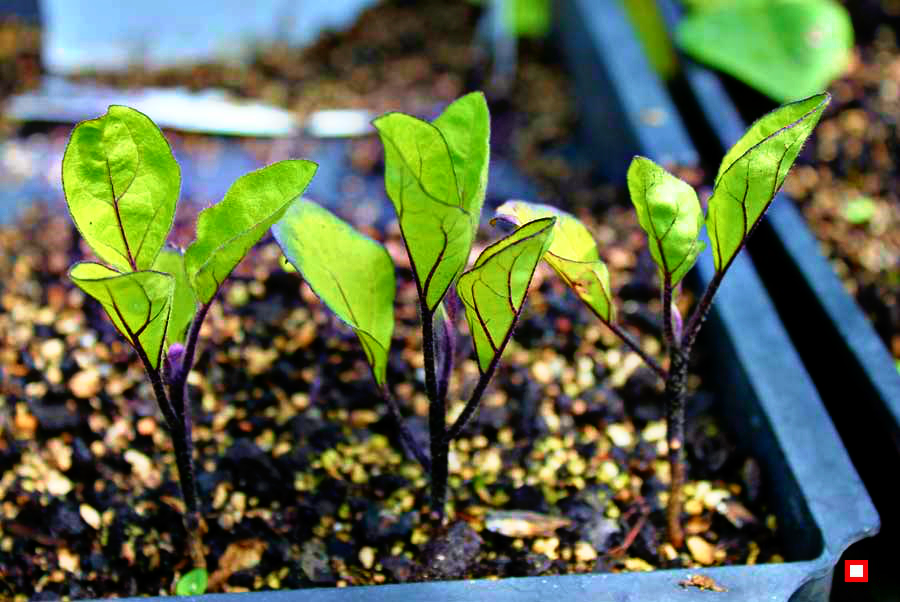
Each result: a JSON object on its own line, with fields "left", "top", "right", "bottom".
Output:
{"left": 184, "top": 159, "right": 317, "bottom": 303}
{"left": 493, "top": 201, "right": 615, "bottom": 322}
{"left": 373, "top": 92, "right": 490, "bottom": 312}
{"left": 707, "top": 93, "right": 829, "bottom": 272}
{"left": 175, "top": 568, "right": 208, "bottom": 596}
{"left": 457, "top": 217, "right": 555, "bottom": 372}
{"left": 152, "top": 246, "right": 197, "bottom": 345}
{"left": 272, "top": 200, "right": 396, "bottom": 386}
{"left": 627, "top": 157, "right": 705, "bottom": 286}
{"left": 676, "top": 0, "right": 853, "bottom": 102}
{"left": 69, "top": 262, "right": 173, "bottom": 369}
{"left": 62, "top": 105, "right": 180, "bottom": 272}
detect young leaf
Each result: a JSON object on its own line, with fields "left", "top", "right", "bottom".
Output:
{"left": 184, "top": 159, "right": 317, "bottom": 303}
{"left": 153, "top": 246, "right": 197, "bottom": 346}
{"left": 272, "top": 200, "right": 396, "bottom": 386}
{"left": 69, "top": 262, "right": 174, "bottom": 369}
{"left": 62, "top": 105, "right": 180, "bottom": 272}
{"left": 707, "top": 93, "right": 829, "bottom": 272}
{"left": 457, "top": 217, "right": 555, "bottom": 372}
{"left": 373, "top": 92, "right": 490, "bottom": 312}
{"left": 175, "top": 568, "right": 208, "bottom": 596}
{"left": 627, "top": 157, "right": 704, "bottom": 287}
{"left": 493, "top": 201, "right": 615, "bottom": 322}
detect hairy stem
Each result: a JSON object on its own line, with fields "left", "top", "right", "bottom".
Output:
{"left": 660, "top": 270, "right": 728, "bottom": 549}
{"left": 436, "top": 313, "right": 455, "bottom": 405}
{"left": 379, "top": 385, "right": 431, "bottom": 472}
{"left": 681, "top": 270, "right": 725, "bottom": 357}
{"left": 421, "top": 303, "right": 447, "bottom": 522}
{"left": 177, "top": 300, "right": 214, "bottom": 392}
{"left": 140, "top": 359, "right": 205, "bottom": 569}
{"left": 662, "top": 277, "right": 675, "bottom": 349}
{"left": 664, "top": 347, "right": 688, "bottom": 549}
{"left": 167, "top": 299, "right": 216, "bottom": 570}
{"left": 166, "top": 372, "right": 202, "bottom": 554}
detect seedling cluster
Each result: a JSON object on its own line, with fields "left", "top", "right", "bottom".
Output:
{"left": 61, "top": 90, "right": 828, "bottom": 588}
{"left": 62, "top": 106, "right": 317, "bottom": 572}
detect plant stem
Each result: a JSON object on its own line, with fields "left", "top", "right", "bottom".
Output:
{"left": 378, "top": 385, "right": 431, "bottom": 472}
{"left": 109, "top": 299, "right": 205, "bottom": 567}
{"left": 165, "top": 372, "right": 204, "bottom": 566}
{"left": 177, "top": 300, "right": 214, "bottom": 389}
{"left": 421, "top": 303, "right": 447, "bottom": 522}
{"left": 140, "top": 360, "right": 206, "bottom": 570}
{"left": 664, "top": 347, "right": 688, "bottom": 549}
{"left": 681, "top": 270, "right": 725, "bottom": 357}
{"left": 605, "top": 321, "right": 667, "bottom": 380}
{"left": 436, "top": 314, "right": 455, "bottom": 404}
{"left": 661, "top": 270, "right": 725, "bottom": 549}
{"left": 444, "top": 353, "right": 500, "bottom": 443}
{"left": 662, "top": 277, "right": 675, "bottom": 349}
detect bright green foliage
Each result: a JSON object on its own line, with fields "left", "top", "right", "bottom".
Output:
{"left": 62, "top": 105, "right": 180, "bottom": 272}
{"left": 64, "top": 106, "right": 318, "bottom": 364}
{"left": 843, "top": 196, "right": 875, "bottom": 225}
{"left": 152, "top": 247, "right": 197, "bottom": 345}
{"left": 175, "top": 568, "right": 208, "bottom": 596}
{"left": 707, "top": 93, "right": 829, "bottom": 271}
{"left": 69, "top": 262, "right": 173, "bottom": 369}
{"left": 493, "top": 201, "right": 615, "bottom": 323}
{"left": 185, "top": 160, "right": 317, "bottom": 303}
{"left": 627, "top": 157, "right": 705, "bottom": 286}
{"left": 373, "top": 92, "right": 490, "bottom": 312}
{"left": 676, "top": 0, "right": 852, "bottom": 102}
{"left": 457, "top": 217, "right": 555, "bottom": 372}
{"left": 273, "top": 200, "right": 396, "bottom": 386}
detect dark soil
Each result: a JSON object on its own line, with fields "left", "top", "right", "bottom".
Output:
{"left": 0, "top": 0, "right": 785, "bottom": 598}
{"left": 0, "top": 202, "right": 783, "bottom": 598}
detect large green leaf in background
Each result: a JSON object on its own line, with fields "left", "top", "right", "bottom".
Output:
{"left": 373, "top": 92, "right": 490, "bottom": 312}
{"left": 62, "top": 105, "right": 180, "bottom": 272}
{"left": 69, "top": 262, "right": 174, "bottom": 369}
{"left": 707, "top": 93, "right": 829, "bottom": 272}
{"left": 152, "top": 246, "right": 197, "bottom": 345}
{"left": 273, "top": 200, "right": 396, "bottom": 386}
{"left": 184, "top": 160, "right": 317, "bottom": 303}
{"left": 676, "top": 0, "right": 852, "bottom": 102}
{"left": 627, "top": 157, "right": 705, "bottom": 287}
{"left": 493, "top": 201, "right": 615, "bottom": 323}
{"left": 457, "top": 217, "right": 555, "bottom": 372}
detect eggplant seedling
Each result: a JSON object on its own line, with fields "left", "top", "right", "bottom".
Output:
{"left": 62, "top": 105, "right": 317, "bottom": 573}
{"left": 274, "top": 92, "right": 555, "bottom": 521}
{"left": 493, "top": 93, "right": 830, "bottom": 547}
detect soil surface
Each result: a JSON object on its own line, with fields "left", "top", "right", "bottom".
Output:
{"left": 0, "top": 204, "right": 781, "bottom": 598}
{"left": 1, "top": 0, "right": 784, "bottom": 598}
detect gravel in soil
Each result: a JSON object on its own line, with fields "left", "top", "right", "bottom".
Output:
{"left": 0, "top": 202, "right": 784, "bottom": 598}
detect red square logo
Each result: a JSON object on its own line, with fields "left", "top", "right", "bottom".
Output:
{"left": 845, "top": 560, "right": 868, "bottom": 582}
